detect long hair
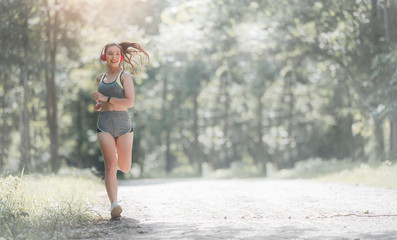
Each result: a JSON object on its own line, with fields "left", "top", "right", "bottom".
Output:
{"left": 101, "top": 42, "right": 150, "bottom": 74}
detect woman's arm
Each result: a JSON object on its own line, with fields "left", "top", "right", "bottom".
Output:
{"left": 94, "top": 73, "right": 104, "bottom": 111}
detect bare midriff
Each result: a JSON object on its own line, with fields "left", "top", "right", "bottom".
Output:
{"left": 100, "top": 102, "right": 128, "bottom": 112}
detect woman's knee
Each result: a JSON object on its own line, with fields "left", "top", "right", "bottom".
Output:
{"left": 105, "top": 158, "right": 118, "bottom": 172}
{"left": 118, "top": 160, "right": 131, "bottom": 173}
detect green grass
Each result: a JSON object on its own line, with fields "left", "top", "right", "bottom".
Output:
{"left": 269, "top": 158, "right": 397, "bottom": 189}
{"left": 0, "top": 169, "right": 103, "bottom": 239}
{"left": 316, "top": 161, "right": 397, "bottom": 189}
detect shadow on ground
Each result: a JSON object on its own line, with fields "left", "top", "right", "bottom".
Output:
{"left": 83, "top": 219, "right": 397, "bottom": 240}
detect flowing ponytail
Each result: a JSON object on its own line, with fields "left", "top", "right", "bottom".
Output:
{"left": 119, "top": 42, "right": 149, "bottom": 74}
{"left": 101, "top": 42, "right": 150, "bottom": 74}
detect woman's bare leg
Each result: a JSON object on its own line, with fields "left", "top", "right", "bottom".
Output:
{"left": 98, "top": 132, "right": 118, "bottom": 204}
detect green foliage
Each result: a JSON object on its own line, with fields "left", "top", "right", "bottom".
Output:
{"left": 1, "top": 0, "right": 397, "bottom": 176}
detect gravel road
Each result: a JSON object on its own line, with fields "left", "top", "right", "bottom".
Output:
{"left": 90, "top": 179, "right": 397, "bottom": 240}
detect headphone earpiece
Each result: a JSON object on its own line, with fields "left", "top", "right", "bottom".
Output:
{"left": 120, "top": 54, "right": 124, "bottom": 62}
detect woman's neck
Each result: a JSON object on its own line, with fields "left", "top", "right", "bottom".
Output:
{"left": 107, "top": 67, "right": 121, "bottom": 75}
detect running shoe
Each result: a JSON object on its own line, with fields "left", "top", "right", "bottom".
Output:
{"left": 110, "top": 202, "right": 122, "bottom": 219}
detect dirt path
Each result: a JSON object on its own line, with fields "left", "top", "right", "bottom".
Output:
{"left": 88, "top": 179, "right": 397, "bottom": 240}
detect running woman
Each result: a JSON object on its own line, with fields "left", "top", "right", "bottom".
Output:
{"left": 93, "top": 42, "right": 149, "bottom": 219}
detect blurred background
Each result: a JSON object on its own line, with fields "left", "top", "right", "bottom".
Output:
{"left": 1, "top": 0, "right": 397, "bottom": 178}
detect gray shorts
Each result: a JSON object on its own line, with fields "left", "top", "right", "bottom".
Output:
{"left": 97, "top": 111, "right": 133, "bottom": 138}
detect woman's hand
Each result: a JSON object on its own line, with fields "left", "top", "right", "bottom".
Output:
{"left": 93, "top": 92, "right": 107, "bottom": 103}
{"left": 94, "top": 102, "right": 102, "bottom": 111}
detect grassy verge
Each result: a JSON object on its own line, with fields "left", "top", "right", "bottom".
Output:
{"left": 0, "top": 169, "right": 103, "bottom": 239}
{"left": 316, "top": 162, "right": 397, "bottom": 189}
{"left": 269, "top": 158, "right": 397, "bottom": 189}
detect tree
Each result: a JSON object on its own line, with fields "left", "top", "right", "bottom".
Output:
{"left": 40, "top": 0, "right": 85, "bottom": 172}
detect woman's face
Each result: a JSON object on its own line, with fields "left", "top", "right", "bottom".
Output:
{"left": 106, "top": 45, "right": 122, "bottom": 67}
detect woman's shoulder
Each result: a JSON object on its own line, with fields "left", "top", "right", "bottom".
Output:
{"left": 96, "top": 73, "right": 106, "bottom": 82}
{"left": 120, "top": 71, "right": 132, "bottom": 80}
{"left": 121, "top": 70, "right": 131, "bottom": 76}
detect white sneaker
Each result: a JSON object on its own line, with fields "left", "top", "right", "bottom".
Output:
{"left": 110, "top": 202, "right": 122, "bottom": 219}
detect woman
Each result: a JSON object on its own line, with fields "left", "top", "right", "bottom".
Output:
{"left": 93, "top": 42, "right": 149, "bottom": 219}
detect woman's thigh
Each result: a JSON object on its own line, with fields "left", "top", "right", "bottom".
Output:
{"left": 98, "top": 132, "right": 117, "bottom": 168}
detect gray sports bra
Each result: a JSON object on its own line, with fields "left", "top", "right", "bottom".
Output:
{"left": 98, "top": 70, "right": 125, "bottom": 98}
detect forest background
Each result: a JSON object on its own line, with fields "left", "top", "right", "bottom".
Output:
{"left": 1, "top": 0, "right": 397, "bottom": 178}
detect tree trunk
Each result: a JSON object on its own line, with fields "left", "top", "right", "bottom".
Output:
{"left": 383, "top": 0, "right": 397, "bottom": 43}
{"left": 347, "top": 114, "right": 356, "bottom": 161}
{"left": 165, "top": 129, "right": 173, "bottom": 173}
{"left": 0, "top": 73, "right": 9, "bottom": 171}
{"left": 19, "top": 17, "right": 31, "bottom": 172}
{"left": 374, "top": 117, "right": 385, "bottom": 162}
{"left": 0, "top": 95, "right": 4, "bottom": 170}
{"left": 161, "top": 76, "right": 173, "bottom": 173}
{"left": 255, "top": 91, "right": 267, "bottom": 175}
{"left": 390, "top": 118, "right": 397, "bottom": 161}
{"left": 222, "top": 72, "right": 231, "bottom": 168}
{"left": 286, "top": 77, "right": 295, "bottom": 167}
{"left": 44, "top": 0, "right": 60, "bottom": 172}
{"left": 370, "top": 0, "right": 379, "bottom": 45}
{"left": 382, "top": 0, "right": 397, "bottom": 162}
{"left": 371, "top": 0, "right": 378, "bottom": 18}
{"left": 75, "top": 92, "right": 83, "bottom": 168}
{"left": 192, "top": 90, "right": 202, "bottom": 175}
{"left": 208, "top": 112, "right": 217, "bottom": 169}
{"left": 346, "top": 86, "right": 356, "bottom": 161}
